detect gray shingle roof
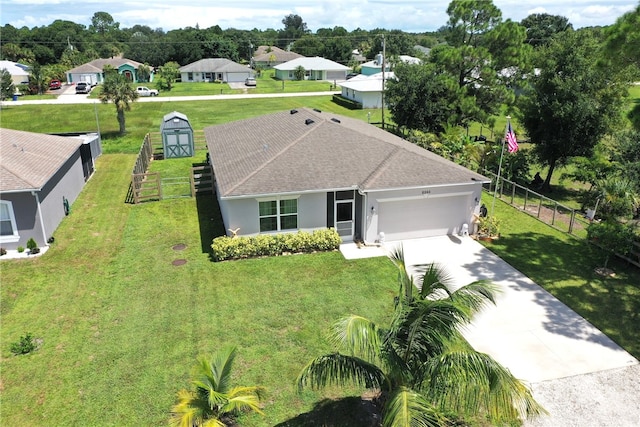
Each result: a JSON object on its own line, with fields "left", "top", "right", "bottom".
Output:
{"left": 204, "top": 109, "right": 489, "bottom": 198}
{"left": 179, "top": 58, "right": 249, "bottom": 73}
{"left": 67, "top": 57, "right": 143, "bottom": 74}
{"left": 0, "top": 128, "right": 82, "bottom": 192}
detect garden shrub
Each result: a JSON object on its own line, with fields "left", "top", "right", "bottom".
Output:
{"left": 211, "top": 229, "right": 341, "bottom": 261}
{"left": 0, "top": 247, "right": 6, "bottom": 256}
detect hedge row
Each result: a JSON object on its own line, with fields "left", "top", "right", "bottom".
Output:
{"left": 211, "top": 229, "right": 342, "bottom": 261}
{"left": 331, "top": 94, "right": 362, "bottom": 110}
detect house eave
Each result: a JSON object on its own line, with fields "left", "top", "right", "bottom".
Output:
{"left": 219, "top": 185, "right": 361, "bottom": 200}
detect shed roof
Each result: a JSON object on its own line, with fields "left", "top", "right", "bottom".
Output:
{"left": 0, "top": 128, "right": 82, "bottom": 192}
{"left": 274, "top": 57, "right": 350, "bottom": 71}
{"left": 340, "top": 72, "right": 396, "bottom": 92}
{"left": 179, "top": 58, "right": 249, "bottom": 73}
{"left": 204, "top": 108, "right": 488, "bottom": 198}
{"left": 161, "top": 111, "right": 193, "bottom": 131}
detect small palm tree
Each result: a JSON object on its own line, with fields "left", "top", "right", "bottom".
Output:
{"left": 297, "top": 247, "right": 545, "bottom": 426}
{"left": 98, "top": 71, "right": 138, "bottom": 135}
{"left": 170, "top": 346, "right": 265, "bottom": 427}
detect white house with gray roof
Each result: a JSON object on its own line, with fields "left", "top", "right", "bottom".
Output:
{"left": 339, "top": 72, "right": 396, "bottom": 109}
{"left": 204, "top": 108, "right": 489, "bottom": 243}
{"left": 179, "top": 58, "right": 252, "bottom": 83}
{"left": 0, "top": 129, "right": 101, "bottom": 250}
{"left": 274, "top": 57, "right": 350, "bottom": 81}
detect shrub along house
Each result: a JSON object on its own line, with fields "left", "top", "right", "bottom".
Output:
{"left": 204, "top": 108, "right": 489, "bottom": 243}
{"left": 0, "top": 129, "right": 101, "bottom": 251}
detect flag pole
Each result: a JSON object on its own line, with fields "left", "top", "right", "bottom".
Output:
{"left": 491, "top": 116, "right": 510, "bottom": 217}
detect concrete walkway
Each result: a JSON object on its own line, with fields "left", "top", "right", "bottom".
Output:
{"left": 340, "top": 235, "right": 640, "bottom": 426}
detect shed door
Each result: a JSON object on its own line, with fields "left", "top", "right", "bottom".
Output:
{"left": 165, "top": 131, "right": 192, "bottom": 158}
{"left": 377, "top": 195, "right": 469, "bottom": 241}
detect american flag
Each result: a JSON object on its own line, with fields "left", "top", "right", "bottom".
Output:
{"left": 506, "top": 121, "right": 518, "bottom": 153}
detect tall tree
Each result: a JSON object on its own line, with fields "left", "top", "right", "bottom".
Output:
{"left": 520, "top": 13, "right": 573, "bottom": 47}
{"left": 169, "top": 346, "right": 264, "bottom": 427}
{"left": 603, "top": 4, "right": 640, "bottom": 76}
{"left": 98, "top": 70, "right": 138, "bottom": 135}
{"left": 278, "top": 14, "right": 309, "bottom": 49}
{"left": 297, "top": 248, "right": 544, "bottom": 426}
{"left": 386, "top": 62, "right": 461, "bottom": 133}
{"left": 518, "top": 29, "right": 628, "bottom": 190}
{"left": 429, "top": 0, "right": 531, "bottom": 125}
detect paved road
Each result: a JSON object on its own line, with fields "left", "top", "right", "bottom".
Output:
{"left": 4, "top": 83, "right": 340, "bottom": 106}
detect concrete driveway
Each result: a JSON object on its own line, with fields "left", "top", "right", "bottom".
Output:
{"left": 340, "top": 235, "right": 640, "bottom": 426}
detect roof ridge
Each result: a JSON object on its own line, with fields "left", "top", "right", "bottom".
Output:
{"left": 360, "top": 146, "right": 402, "bottom": 188}
{"left": 224, "top": 113, "right": 322, "bottom": 195}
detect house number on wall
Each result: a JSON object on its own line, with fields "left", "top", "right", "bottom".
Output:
{"left": 421, "top": 190, "right": 431, "bottom": 195}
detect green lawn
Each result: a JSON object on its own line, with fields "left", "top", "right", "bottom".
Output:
{"left": 0, "top": 96, "right": 384, "bottom": 154}
{"left": 1, "top": 94, "right": 639, "bottom": 426}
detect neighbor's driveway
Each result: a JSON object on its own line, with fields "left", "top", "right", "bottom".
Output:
{"left": 340, "top": 235, "right": 640, "bottom": 426}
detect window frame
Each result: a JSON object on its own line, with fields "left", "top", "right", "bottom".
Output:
{"left": 257, "top": 196, "right": 299, "bottom": 232}
{"left": 0, "top": 200, "right": 20, "bottom": 243}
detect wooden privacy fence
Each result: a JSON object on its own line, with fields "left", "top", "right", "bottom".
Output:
{"left": 128, "top": 133, "right": 214, "bottom": 204}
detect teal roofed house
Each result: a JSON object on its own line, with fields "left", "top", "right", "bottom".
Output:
{"left": 66, "top": 57, "right": 152, "bottom": 85}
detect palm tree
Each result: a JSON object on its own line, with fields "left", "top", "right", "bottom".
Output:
{"left": 98, "top": 70, "right": 138, "bottom": 135}
{"left": 297, "top": 247, "right": 545, "bottom": 426}
{"left": 170, "top": 346, "right": 265, "bottom": 427}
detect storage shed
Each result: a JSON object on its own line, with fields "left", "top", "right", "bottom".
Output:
{"left": 160, "top": 111, "right": 194, "bottom": 158}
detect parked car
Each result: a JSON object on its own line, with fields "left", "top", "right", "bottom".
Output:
{"left": 75, "top": 82, "right": 91, "bottom": 94}
{"left": 245, "top": 77, "right": 257, "bottom": 87}
{"left": 49, "top": 79, "right": 61, "bottom": 90}
{"left": 136, "top": 86, "right": 158, "bottom": 96}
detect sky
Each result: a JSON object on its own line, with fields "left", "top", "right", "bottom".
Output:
{"left": 1, "top": 0, "right": 636, "bottom": 33}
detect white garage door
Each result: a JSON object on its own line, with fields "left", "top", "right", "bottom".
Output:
{"left": 378, "top": 195, "right": 469, "bottom": 241}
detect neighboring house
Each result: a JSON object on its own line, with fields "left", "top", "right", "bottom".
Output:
{"left": 204, "top": 108, "right": 489, "bottom": 243}
{"left": 350, "top": 49, "right": 367, "bottom": 65}
{"left": 66, "top": 57, "right": 150, "bottom": 85}
{"left": 179, "top": 58, "right": 252, "bottom": 83}
{"left": 339, "top": 72, "right": 396, "bottom": 109}
{"left": 0, "top": 61, "right": 30, "bottom": 86}
{"left": 274, "top": 57, "right": 350, "bottom": 81}
{"left": 361, "top": 54, "right": 421, "bottom": 76}
{"left": 252, "top": 46, "right": 303, "bottom": 69}
{"left": 0, "top": 129, "right": 101, "bottom": 250}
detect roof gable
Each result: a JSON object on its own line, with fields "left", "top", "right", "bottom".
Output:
{"left": 179, "top": 58, "right": 248, "bottom": 73}
{"left": 0, "top": 128, "right": 82, "bottom": 192}
{"left": 274, "top": 57, "right": 350, "bottom": 71}
{"left": 204, "top": 109, "right": 488, "bottom": 198}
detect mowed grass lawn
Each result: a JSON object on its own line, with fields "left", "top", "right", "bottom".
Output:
{"left": 1, "top": 93, "right": 639, "bottom": 425}
{"left": 0, "top": 154, "right": 398, "bottom": 426}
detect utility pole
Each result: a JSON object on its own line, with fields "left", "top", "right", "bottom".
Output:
{"left": 381, "top": 34, "right": 385, "bottom": 130}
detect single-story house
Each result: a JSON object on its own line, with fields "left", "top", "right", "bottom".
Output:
{"left": 0, "top": 129, "right": 101, "bottom": 250}
{"left": 252, "top": 46, "right": 303, "bottom": 69}
{"left": 0, "top": 60, "right": 30, "bottom": 86}
{"left": 204, "top": 108, "right": 489, "bottom": 243}
{"left": 339, "top": 72, "right": 396, "bottom": 109}
{"left": 179, "top": 58, "right": 251, "bottom": 83}
{"left": 274, "top": 57, "right": 350, "bottom": 81}
{"left": 66, "top": 57, "right": 150, "bottom": 85}
{"left": 361, "top": 54, "right": 421, "bottom": 76}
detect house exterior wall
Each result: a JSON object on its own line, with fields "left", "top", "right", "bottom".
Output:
{"left": 341, "top": 88, "right": 382, "bottom": 109}
{"left": 67, "top": 73, "right": 100, "bottom": 84}
{"left": 219, "top": 192, "right": 327, "bottom": 237}
{"left": 180, "top": 71, "right": 251, "bottom": 83}
{"left": 36, "top": 149, "right": 86, "bottom": 247}
{"left": 1, "top": 192, "right": 38, "bottom": 250}
{"left": 364, "top": 183, "right": 482, "bottom": 242}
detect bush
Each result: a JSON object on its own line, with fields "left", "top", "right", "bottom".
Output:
{"left": 211, "top": 229, "right": 341, "bottom": 261}
{"left": 27, "top": 237, "right": 40, "bottom": 254}
{"left": 0, "top": 247, "right": 6, "bottom": 256}
{"left": 10, "top": 332, "right": 37, "bottom": 355}
{"left": 331, "top": 94, "right": 362, "bottom": 110}
{"left": 17, "top": 246, "right": 25, "bottom": 253}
